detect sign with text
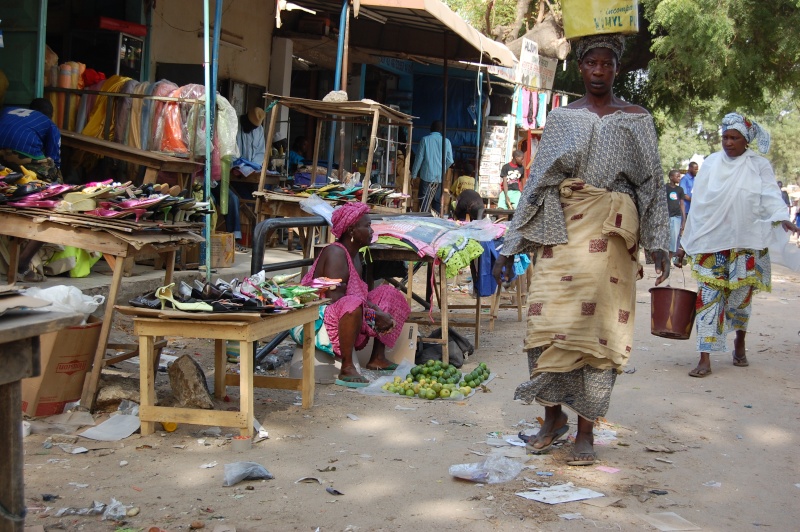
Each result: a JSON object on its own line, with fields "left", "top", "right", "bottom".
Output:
{"left": 517, "top": 38, "right": 558, "bottom": 91}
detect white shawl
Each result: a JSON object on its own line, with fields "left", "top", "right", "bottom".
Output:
{"left": 681, "top": 149, "right": 800, "bottom": 270}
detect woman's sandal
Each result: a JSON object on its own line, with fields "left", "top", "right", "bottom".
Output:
{"left": 18, "top": 266, "right": 46, "bottom": 283}
{"left": 155, "top": 283, "right": 214, "bottom": 312}
{"left": 525, "top": 424, "right": 570, "bottom": 454}
{"left": 733, "top": 353, "right": 749, "bottom": 367}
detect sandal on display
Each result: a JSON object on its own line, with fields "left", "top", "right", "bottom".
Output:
{"left": 155, "top": 283, "right": 214, "bottom": 312}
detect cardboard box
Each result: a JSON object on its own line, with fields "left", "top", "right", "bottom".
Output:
{"left": 21, "top": 316, "right": 102, "bottom": 417}
{"left": 355, "top": 323, "right": 419, "bottom": 367}
{"left": 211, "top": 232, "right": 234, "bottom": 268}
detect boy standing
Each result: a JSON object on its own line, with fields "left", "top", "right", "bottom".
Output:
{"left": 499, "top": 150, "right": 524, "bottom": 209}
{"left": 666, "top": 169, "right": 686, "bottom": 265}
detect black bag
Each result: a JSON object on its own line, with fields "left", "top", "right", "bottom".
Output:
{"left": 415, "top": 327, "right": 474, "bottom": 368}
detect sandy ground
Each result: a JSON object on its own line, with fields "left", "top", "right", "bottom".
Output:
{"left": 20, "top": 262, "right": 800, "bottom": 531}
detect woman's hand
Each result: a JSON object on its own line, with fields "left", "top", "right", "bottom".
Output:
{"left": 493, "top": 255, "right": 513, "bottom": 285}
{"left": 780, "top": 220, "right": 800, "bottom": 237}
{"left": 651, "top": 249, "right": 670, "bottom": 286}
{"left": 374, "top": 311, "right": 395, "bottom": 333}
{"left": 674, "top": 248, "right": 686, "bottom": 268}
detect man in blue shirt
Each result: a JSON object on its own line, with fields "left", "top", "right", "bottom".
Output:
{"left": 679, "top": 161, "right": 698, "bottom": 215}
{"left": 411, "top": 120, "right": 453, "bottom": 213}
{"left": 0, "top": 98, "right": 61, "bottom": 182}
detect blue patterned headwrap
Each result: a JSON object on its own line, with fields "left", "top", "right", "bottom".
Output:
{"left": 721, "top": 113, "right": 771, "bottom": 154}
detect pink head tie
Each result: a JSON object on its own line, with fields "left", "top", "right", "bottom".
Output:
{"left": 331, "top": 202, "right": 370, "bottom": 239}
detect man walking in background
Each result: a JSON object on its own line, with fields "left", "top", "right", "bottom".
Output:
{"left": 680, "top": 161, "right": 698, "bottom": 215}
{"left": 411, "top": 120, "right": 453, "bottom": 214}
{"left": 665, "top": 170, "right": 686, "bottom": 266}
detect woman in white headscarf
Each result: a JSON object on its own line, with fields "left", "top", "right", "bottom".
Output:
{"left": 678, "top": 113, "right": 800, "bottom": 377}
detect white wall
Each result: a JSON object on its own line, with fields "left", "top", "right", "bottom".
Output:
{"left": 148, "top": 0, "right": 274, "bottom": 87}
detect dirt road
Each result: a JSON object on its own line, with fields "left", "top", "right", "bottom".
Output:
{"left": 21, "top": 264, "right": 800, "bottom": 531}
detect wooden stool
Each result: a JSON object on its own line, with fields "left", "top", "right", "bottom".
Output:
{"left": 489, "top": 275, "right": 527, "bottom": 331}
{"left": 133, "top": 304, "right": 321, "bottom": 437}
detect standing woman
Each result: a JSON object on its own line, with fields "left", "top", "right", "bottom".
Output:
{"left": 678, "top": 113, "right": 800, "bottom": 377}
{"left": 494, "top": 35, "right": 670, "bottom": 466}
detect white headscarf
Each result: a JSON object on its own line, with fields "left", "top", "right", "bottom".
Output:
{"left": 681, "top": 149, "right": 787, "bottom": 255}
{"left": 721, "top": 113, "right": 771, "bottom": 154}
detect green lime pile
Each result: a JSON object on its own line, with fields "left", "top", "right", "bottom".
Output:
{"left": 380, "top": 360, "right": 491, "bottom": 399}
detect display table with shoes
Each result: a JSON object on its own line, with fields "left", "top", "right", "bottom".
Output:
{"left": 124, "top": 301, "right": 325, "bottom": 437}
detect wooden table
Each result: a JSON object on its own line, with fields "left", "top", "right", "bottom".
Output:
{"left": 0, "top": 311, "right": 83, "bottom": 532}
{"left": 365, "top": 244, "right": 484, "bottom": 363}
{"left": 0, "top": 209, "right": 204, "bottom": 411}
{"left": 132, "top": 302, "right": 323, "bottom": 437}
{"left": 60, "top": 130, "right": 203, "bottom": 187}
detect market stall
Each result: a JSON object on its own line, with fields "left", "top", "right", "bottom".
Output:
{"left": 255, "top": 93, "right": 415, "bottom": 222}
{"left": 0, "top": 206, "right": 204, "bottom": 410}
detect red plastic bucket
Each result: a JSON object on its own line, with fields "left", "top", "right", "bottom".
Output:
{"left": 649, "top": 286, "right": 697, "bottom": 340}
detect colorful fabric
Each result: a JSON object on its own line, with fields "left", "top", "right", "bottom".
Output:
{"left": 292, "top": 242, "right": 410, "bottom": 356}
{"left": 573, "top": 34, "right": 626, "bottom": 61}
{"left": 523, "top": 179, "right": 642, "bottom": 375}
{"left": 0, "top": 107, "right": 61, "bottom": 166}
{"left": 692, "top": 249, "right": 767, "bottom": 351}
{"left": 436, "top": 237, "right": 484, "bottom": 278}
{"left": 721, "top": 112, "right": 770, "bottom": 154}
{"left": 502, "top": 108, "right": 668, "bottom": 256}
{"left": 514, "top": 346, "right": 617, "bottom": 422}
{"left": 331, "top": 202, "right": 370, "bottom": 238}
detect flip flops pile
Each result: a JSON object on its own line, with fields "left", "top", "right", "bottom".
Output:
{"left": 0, "top": 178, "right": 211, "bottom": 223}
{"left": 129, "top": 272, "right": 339, "bottom": 314}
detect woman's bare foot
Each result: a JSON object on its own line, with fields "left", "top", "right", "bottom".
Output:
{"left": 528, "top": 411, "right": 569, "bottom": 452}
{"left": 733, "top": 331, "right": 749, "bottom": 366}
{"left": 689, "top": 352, "right": 712, "bottom": 377}
{"left": 567, "top": 430, "right": 596, "bottom": 465}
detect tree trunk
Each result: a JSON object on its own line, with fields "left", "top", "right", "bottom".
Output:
{"left": 506, "top": 0, "right": 535, "bottom": 43}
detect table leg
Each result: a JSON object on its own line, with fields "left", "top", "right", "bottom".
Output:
{"left": 516, "top": 276, "right": 524, "bottom": 322}
{"left": 406, "top": 263, "right": 414, "bottom": 302}
{"left": 6, "top": 238, "right": 20, "bottom": 285}
{"left": 0, "top": 379, "right": 25, "bottom": 532}
{"left": 139, "top": 334, "right": 156, "bottom": 436}
{"left": 163, "top": 249, "right": 176, "bottom": 285}
{"left": 80, "top": 251, "right": 127, "bottom": 410}
{"left": 301, "top": 320, "right": 315, "bottom": 409}
{"left": 439, "top": 260, "right": 449, "bottom": 365}
{"left": 474, "top": 258, "right": 481, "bottom": 350}
{"left": 239, "top": 339, "right": 254, "bottom": 437}
{"left": 214, "top": 339, "right": 226, "bottom": 399}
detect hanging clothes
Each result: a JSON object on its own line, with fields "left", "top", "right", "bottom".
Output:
{"left": 81, "top": 75, "right": 132, "bottom": 139}
{"left": 536, "top": 92, "right": 548, "bottom": 129}
{"left": 515, "top": 86, "right": 524, "bottom": 129}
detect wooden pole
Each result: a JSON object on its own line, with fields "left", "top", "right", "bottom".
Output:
{"left": 256, "top": 103, "right": 279, "bottom": 222}
{"left": 362, "top": 109, "right": 380, "bottom": 203}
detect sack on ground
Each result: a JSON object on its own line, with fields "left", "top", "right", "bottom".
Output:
{"left": 415, "top": 327, "right": 473, "bottom": 368}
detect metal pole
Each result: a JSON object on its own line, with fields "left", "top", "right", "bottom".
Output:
{"left": 203, "top": 0, "right": 213, "bottom": 281}
{"left": 441, "top": 32, "right": 448, "bottom": 216}
{"left": 475, "top": 70, "right": 482, "bottom": 189}
{"left": 326, "top": 0, "right": 349, "bottom": 177}
{"left": 337, "top": 9, "right": 350, "bottom": 179}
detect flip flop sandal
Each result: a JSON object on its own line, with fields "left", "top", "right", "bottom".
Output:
{"left": 155, "top": 283, "right": 214, "bottom": 312}
{"left": 733, "top": 354, "right": 749, "bottom": 367}
{"left": 566, "top": 452, "right": 597, "bottom": 466}
{"left": 688, "top": 367, "right": 712, "bottom": 378}
{"left": 84, "top": 208, "right": 135, "bottom": 219}
{"left": 334, "top": 376, "right": 370, "bottom": 388}
{"left": 525, "top": 424, "right": 570, "bottom": 454}
{"left": 18, "top": 266, "right": 46, "bottom": 283}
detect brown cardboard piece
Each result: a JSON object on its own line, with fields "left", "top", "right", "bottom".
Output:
{"left": 211, "top": 232, "right": 235, "bottom": 268}
{"left": 21, "top": 316, "right": 103, "bottom": 417}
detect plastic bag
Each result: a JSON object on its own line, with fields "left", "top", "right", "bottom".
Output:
{"left": 102, "top": 498, "right": 130, "bottom": 520}
{"left": 448, "top": 454, "right": 525, "bottom": 484}
{"left": 216, "top": 94, "right": 240, "bottom": 159}
{"left": 299, "top": 194, "right": 334, "bottom": 226}
{"left": 23, "top": 285, "right": 105, "bottom": 320}
{"left": 222, "top": 461, "right": 274, "bottom": 486}
{"left": 434, "top": 218, "right": 506, "bottom": 248}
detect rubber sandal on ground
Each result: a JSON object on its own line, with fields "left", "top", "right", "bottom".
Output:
{"left": 18, "top": 268, "right": 46, "bottom": 283}
{"left": 525, "top": 424, "right": 570, "bottom": 454}
{"left": 688, "top": 367, "right": 712, "bottom": 378}
{"left": 566, "top": 452, "right": 597, "bottom": 466}
{"left": 733, "top": 354, "right": 749, "bottom": 367}
{"left": 365, "top": 363, "right": 399, "bottom": 371}
{"left": 334, "top": 376, "right": 370, "bottom": 388}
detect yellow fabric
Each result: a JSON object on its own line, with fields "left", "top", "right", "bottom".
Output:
{"left": 81, "top": 75, "right": 132, "bottom": 139}
{"left": 525, "top": 178, "right": 642, "bottom": 374}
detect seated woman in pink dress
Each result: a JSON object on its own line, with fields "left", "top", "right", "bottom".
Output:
{"left": 293, "top": 202, "right": 410, "bottom": 387}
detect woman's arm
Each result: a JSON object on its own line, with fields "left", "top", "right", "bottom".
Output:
{"left": 313, "top": 245, "right": 350, "bottom": 302}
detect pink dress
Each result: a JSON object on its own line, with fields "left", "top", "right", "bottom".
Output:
{"left": 301, "top": 242, "right": 410, "bottom": 357}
